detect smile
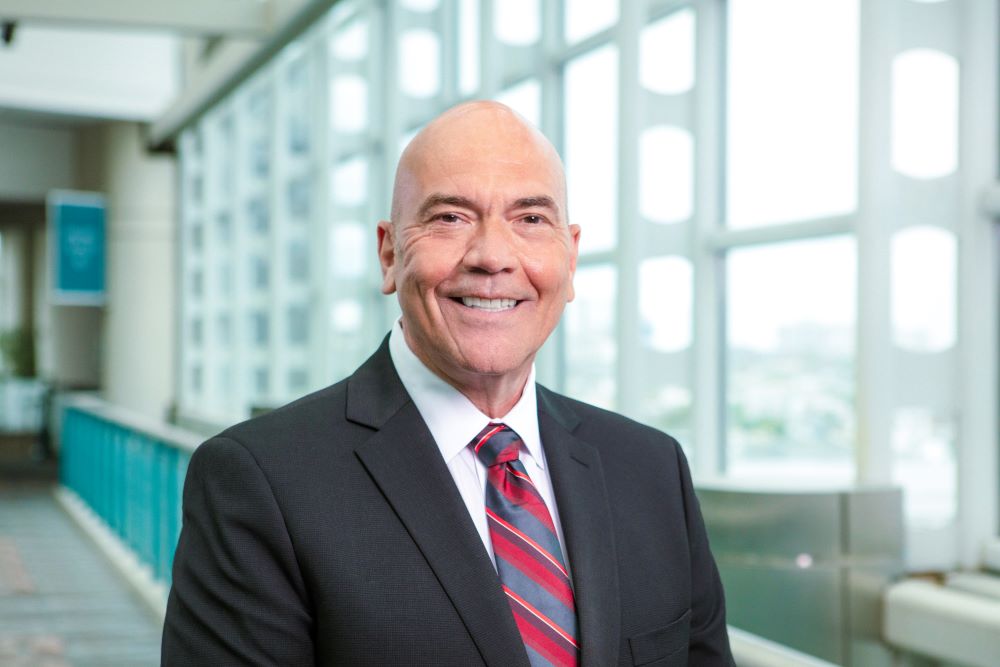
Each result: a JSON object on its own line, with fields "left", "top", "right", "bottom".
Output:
{"left": 457, "top": 296, "right": 519, "bottom": 312}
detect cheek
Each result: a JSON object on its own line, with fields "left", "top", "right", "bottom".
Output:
{"left": 524, "top": 253, "right": 575, "bottom": 297}
{"left": 399, "top": 248, "right": 455, "bottom": 296}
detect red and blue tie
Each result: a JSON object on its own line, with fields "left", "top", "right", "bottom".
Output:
{"left": 471, "top": 423, "right": 579, "bottom": 667}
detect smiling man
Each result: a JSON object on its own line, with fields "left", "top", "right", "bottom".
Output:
{"left": 162, "top": 102, "right": 734, "bottom": 666}
{"left": 379, "top": 102, "right": 578, "bottom": 418}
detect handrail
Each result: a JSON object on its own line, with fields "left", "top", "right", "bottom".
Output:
{"left": 884, "top": 579, "right": 1000, "bottom": 667}
{"left": 729, "top": 627, "right": 840, "bottom": 667}
{"left": 60, "top": 395, "right": 204, "bottom": 586}
{"left": 62, "top": 393, "right": 202, "bottom": 453}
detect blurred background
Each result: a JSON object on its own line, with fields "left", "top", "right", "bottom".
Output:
{"left": 0, "top": 0, "right": 997, "bottom": 665}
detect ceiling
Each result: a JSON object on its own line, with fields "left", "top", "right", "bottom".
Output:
{"left": 0, "top": 1, "right": 272, "bottom": 128}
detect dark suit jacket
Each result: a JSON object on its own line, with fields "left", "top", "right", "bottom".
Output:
{"left": 161, "top": 341, "right": 734, "bottom": 666}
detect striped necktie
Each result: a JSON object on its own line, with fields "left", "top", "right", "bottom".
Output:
{"left": 471, "top": 423, "right": 579, "bottom": 667}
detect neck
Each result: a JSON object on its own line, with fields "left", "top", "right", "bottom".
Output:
{"left": 398, "top": 323, "right": 534, "bottom": 418}
{"left": 404, "top": 343, "right": 532, "bottom": 420}
{"left": 447, "top": 369, "right": 530, "bottom": 419}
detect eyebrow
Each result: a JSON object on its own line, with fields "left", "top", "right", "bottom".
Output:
{"left": 512, "top": 196, "right": 558, "bottom": 212}
{"left": 417, "top": 194, "right": 478, "bottom": 219}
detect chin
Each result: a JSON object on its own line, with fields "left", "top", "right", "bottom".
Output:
{"left": 454, "top": 347, "right": 532, "bottom": 379}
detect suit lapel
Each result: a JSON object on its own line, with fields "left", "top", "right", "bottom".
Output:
{"left": 538, "top": 388, "right": 621, "bottom": 667}
{"left": 348, "top": 342, "right": 530, "bottom": 667}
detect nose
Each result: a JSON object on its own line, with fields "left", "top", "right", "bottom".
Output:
{"left": 462, "top": 216, "right": 517, "bottom": 274}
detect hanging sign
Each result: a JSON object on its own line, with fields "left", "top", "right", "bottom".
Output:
{"left": 48, "top": 190, "right": 106, "bottom": 305}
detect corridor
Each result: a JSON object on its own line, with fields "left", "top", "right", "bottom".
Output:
{"left": 0, "top": 482, "right": 162, "bottom": 666}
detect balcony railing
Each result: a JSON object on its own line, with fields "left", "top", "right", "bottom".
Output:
{"left": 60, "top": 394, "right": 200, "bottom": 586}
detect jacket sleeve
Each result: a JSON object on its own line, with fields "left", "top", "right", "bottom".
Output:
{"left": 161, "top": 436, "right": 314, "bottom": 666}
{"left": 675, "top": 443, "right": 737, "bottom": 666}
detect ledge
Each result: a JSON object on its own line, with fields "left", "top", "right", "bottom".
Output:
{"left": 884, "top": 579, "right": 1000, "bottom": 667}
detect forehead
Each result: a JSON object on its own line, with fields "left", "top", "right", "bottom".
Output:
{"left": 401, "top": 129, "right": 565, "bottom": 212}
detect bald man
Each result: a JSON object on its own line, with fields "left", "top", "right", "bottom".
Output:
{"left": 162, "top": 102, "right": 734, "bottom": 666}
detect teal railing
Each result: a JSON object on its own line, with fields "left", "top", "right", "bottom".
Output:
{"left": 60, "top": 395, "right": 202, "bottom": 585}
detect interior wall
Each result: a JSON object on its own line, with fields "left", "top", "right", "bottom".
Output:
{"left": 76, "top": 123, "right": 176, "bottom": 420}
{"left": 29, "top": 224, "right": 102, "bottom": 388}
{"left": 0, "top": 120, "right": 97, "bottom": 387}
{"left": 0, "top": 121, "right": 76, "bottom": 200}
{"left": 0, "top": 225, "right": 27, "bottom": 333}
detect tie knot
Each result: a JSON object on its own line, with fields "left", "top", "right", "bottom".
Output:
{"left": 470, "top": 423, "right": 521, "bottom": 467}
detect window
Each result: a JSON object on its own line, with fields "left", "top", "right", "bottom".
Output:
{"left": 564, "top": 0, "right": 617, "bottom": 43}
{"left": 891, "top": 50, "right": 958, "bottom": 179}
{"left": 726, "top": 0, "right": 858, "bottom": 228}
{"left": 564, "top": 265, "right": 616, "bottom": 409}
{"left": 494, "top": 0, "right": 539, "bottom": 46}
{"left": 175, "top": 0, "right": 990, "bottom": 571}
{"left": 564, "top": 45, "right": 618, "bottom": 255}
{"left": 726, "top": 237, "right": 856, "bottom": 483}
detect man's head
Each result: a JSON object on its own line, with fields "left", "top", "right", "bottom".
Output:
{"left": 377, "top": 101, "right": 580, "bottom": 405}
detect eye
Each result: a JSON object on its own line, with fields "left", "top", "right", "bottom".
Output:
{"left": 521, "top": 214, "right": 545, "bottom": 225}
{"left": 433, "top": 212, "right": 462, "bottom": 224}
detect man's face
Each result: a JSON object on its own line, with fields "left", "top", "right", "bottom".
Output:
{"left": 378, "top": 108, "right": 580, "bottom": 389}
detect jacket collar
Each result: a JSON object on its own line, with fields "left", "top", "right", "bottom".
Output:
{"left": 537, "top": 386, "right": 621, "bottom": 667}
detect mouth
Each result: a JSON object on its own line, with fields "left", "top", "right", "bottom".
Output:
{"left": 452, "top": 296, "right": 520, "bottom": 312}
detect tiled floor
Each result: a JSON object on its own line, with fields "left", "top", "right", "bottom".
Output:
{"left": 0, "top": 482, "right": 162, "bottom": 666}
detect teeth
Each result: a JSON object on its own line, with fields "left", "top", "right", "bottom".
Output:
{"left": 461, "top": 297, "right": 517, "bottom": 311}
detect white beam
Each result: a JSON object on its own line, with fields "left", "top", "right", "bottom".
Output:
{"left": 980, "top": 181, "right": 1000, "bottom": 219}
{"left": 0, "top": 0, "right": 272, "bottom": 37}
{"left": 705, "top": 214, "right": 855, "bottom": 251}
{"left": 957, "top": 0, "right": 999, "bottom": 571}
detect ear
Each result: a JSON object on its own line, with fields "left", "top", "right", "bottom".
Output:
{"left": 376, "top": 220, "right": 397, "bottom": 295}
{"left": 566, "top": 223, "right": 581, "bottom": 303}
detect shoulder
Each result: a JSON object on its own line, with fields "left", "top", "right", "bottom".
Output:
{"left": 221, "top": 379, "right": 350, "bottom": 446}
{"left": 193, "top": 376, "right": 365, "bottom": 479}
{"left": 212, "top": 337, "right": 403, "bottom": 459}
{"left": 190, "top": 340, "right": 411, "bottom": 483}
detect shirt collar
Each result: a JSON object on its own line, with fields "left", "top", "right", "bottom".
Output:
{"left": 388, "top": 320, "right": 543, "bottom": 468}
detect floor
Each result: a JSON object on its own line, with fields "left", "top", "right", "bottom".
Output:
{"left": 0, "top": 481, "right": 163, "bottom": 666}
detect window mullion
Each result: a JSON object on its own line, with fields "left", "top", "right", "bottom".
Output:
{"left": 613, "top": 0, "right": 644, "bottom": 419}
{"left": 691, "top": 0, "right": 726, "bottom": 478}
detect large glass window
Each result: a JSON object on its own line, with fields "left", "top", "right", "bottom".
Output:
{"left": 564, "top": 265, "right": 617, "bottom": 409}
{"left": 640, "top": 9, "right": 695, "bottom": 96}
{"left": 564, "top": 45, "right": 618, "bottom": 254}
{"left": 726, "top": 0, "right": 859, "bottom": 228}
{"left": 564, "top": 0, "right": 618, "bottom": 44}
{"left": 891, "top": 49, "right": 959, "bottom": 180}
{"left": 638, "top": 257, "right": 694, "bottom": 447}
{"left": 494, "top": 0, "right": 540, "bottom": 46}
{"left": 173, "top": 0, "right": 982, "bottom": 569}
{"left": 726, "top": 237, "right": 856, "bottom": 483}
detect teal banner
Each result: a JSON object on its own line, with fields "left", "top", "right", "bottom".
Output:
{"left": 49, "top": 191, "right": 106, "bottom": 305}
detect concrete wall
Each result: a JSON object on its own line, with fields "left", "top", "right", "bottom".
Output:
{"left": 0, "top": 121, "right": 94, "bottom": 385}
{"left": 0, "top": 121, "right": 76, "bottom": 200}
{"left": 76, "top": 123, "right": 177, "bottom": 420}
{"left": 32, "top": 226, "right": 103, "bottom": 388}
{"left": 0, "top": 226, "right": 29, "bottom": 334}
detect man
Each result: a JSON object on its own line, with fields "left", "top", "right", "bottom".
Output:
{"left": 162, "top": 102, "right": 734, "bottom": 666}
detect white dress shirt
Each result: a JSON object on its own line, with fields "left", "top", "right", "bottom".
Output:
{"left": 388, "top": 320, "right": 571, "bottom": 572}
